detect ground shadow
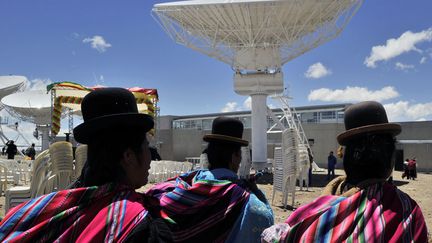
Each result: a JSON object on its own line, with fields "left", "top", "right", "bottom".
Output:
{"left": 392, "top": 179, "right": 410, "bottom": 187}
{"left": 256, "top": 172, "right": 273, "bottom": 184}
{"left": 256, "top": 172, "right": 344, "bottom": 188}
{"left": 307, "top": 173, "right": 339, "bottom": 187}
{"left": 276, "top": 204, "right": 297, "bottom": 211}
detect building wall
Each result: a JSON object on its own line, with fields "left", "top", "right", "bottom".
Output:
{"left": 302, "top": 123, "right": 345, "bottom": 168}
{"left": 172, "top": 129, "right": 206, "bottom": 161}
{"left": 159, "top": 117, "right": 432, "bottom": 171}
{"left": 397, "top": 121, "right": 432, "bottom": 172}
{"left": 397, "top": 143, "right": 432, "bottom": 173}
{"left": 398, "top": 121, "right": 432, "bottom": 140}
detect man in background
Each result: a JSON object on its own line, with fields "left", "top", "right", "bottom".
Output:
{"left": 6, "top": 140, "right": 17, "bottom": 160}
{"left": 25, "top": 143, "right": 36, "bottom": 160}
{"left": 327, "top": 151, "right": 337, "bottom": 180}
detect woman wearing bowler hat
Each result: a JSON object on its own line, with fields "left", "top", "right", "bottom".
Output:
{"left": 262, "top": 101, "right": 427, "bottom": 242}
{"left": 147, "top": 116, "right": 274, "bottom": 242}
{"left": 0, "top": 88, "right": 171, "bottom": 242}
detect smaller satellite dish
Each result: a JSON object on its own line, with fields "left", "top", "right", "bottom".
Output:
{"left": 1, "top": 90, "right": 51, "bottom": 125}
{"left": 0, "top": 75, "right": 27, "bottom": 100}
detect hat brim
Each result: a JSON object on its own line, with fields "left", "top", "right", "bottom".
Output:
{"left": 73, "top": 113, "right": 154, "bottom": 144}
{"left": 337, "top": 123, "right": 401, "bottom": 145}
{"left": 203, "top": 134, "right": 249, "bottom": 146}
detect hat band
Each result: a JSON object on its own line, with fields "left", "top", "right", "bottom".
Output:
{"left": 203, "top": 134, "right": 249, "bottom": 146}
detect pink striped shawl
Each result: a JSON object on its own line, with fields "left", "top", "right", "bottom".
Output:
{"left": 0, "top": 183, "right": 149, "bottom": 243}
{"left": 262, "top": 182, "right": 428, "bottom": 243}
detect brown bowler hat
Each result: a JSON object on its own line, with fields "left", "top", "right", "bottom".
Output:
{"left": 337, "top": 101, "right": 401, "bottom": 145}
{"left": 203, "top": 117, "right": 249, "bottom": 146}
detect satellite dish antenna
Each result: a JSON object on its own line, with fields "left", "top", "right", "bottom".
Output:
{"left": 0, "top": 75, "right": 27, "bottom": 107}
{"left": 153, "top": 0, "right": 362, "bottom": 169}
{"left": 0, "top": 75, "right": 27, "bottom": 144}
{"left": 1, "top": 90, "right": 52, "bottom": 150}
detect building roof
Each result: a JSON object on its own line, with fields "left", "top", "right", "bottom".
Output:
{"left": 168, "top": 103, "right": 351, "bottom": 120}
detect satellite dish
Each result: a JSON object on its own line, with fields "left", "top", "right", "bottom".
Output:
{"left": 0, "top": 75, "right": 27, "bottom": 101}
{"left": 153, "top": 0, "right": 362, "bottom": 169}
{"left": 1, "top": 90, "right": 51, "bottom": 125}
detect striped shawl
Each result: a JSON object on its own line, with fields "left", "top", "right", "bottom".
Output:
{"left": 146, "top": 170, "right": 250, "bottom": 242}
{"left": 0, "top": 183, "right": 149, "bottom": 243}
{"left": 262, "top": 179, "right": 428, "bottom": 243}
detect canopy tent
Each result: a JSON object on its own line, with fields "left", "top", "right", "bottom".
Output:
{"left": 47, "top": 82, "right": 159, "bottom": 137}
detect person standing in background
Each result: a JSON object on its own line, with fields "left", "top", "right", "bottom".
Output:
{"left": 327, "top": 151, "right": 337, "bottom": 180}
{"left": 6, "top": 140, "right": 17, "bottom": 160}
{"left": 307, "top": 148, "right": 313, "bottom": 186}
{"left": 25, "top": 143, "right": 36, "bottom": 160}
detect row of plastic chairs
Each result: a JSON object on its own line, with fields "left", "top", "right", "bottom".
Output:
{"left": 148, "top": 160, "right": 193, "bottom": 183}
{"left": 4, "top": 150, "right": 51, "bottom": 212}
{"left": 4, "top": 142, "right": 88, "bottom": 212}
{"left": 5, "top": 145, "right": 196, "bottom": 212}
{"left": 0, "top": 158, "right": 33, "bottom": 195}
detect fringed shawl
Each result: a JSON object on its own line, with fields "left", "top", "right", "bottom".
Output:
{"left": 0, "top": 184, "right": 149, "bottom": 242}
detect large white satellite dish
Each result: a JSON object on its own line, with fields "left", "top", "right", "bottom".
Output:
{"left": 153, "top": 0, "right": 362, "bottom": 169}
{"left": 1, "top": 90, "right": 52, "bottom": 150}
{"left": 0, "top": 75, "right": 27, "bottom": 102}
{"left": 1, "top": 90, "right": 51, "bottom": 125}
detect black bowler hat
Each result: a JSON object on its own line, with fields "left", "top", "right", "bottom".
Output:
{"left": 73, "top": 88, "right": 154, "bottom": 144}
{"left": 203, "top": 117, "right": 249, "bottom": 146}
{"left": 337, "top": 101, "right": 401, "bottom": 145}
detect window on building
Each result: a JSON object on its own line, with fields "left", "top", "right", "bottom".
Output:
{"left": 239, "top": 117, "right": 251, "bottom": 129}
{"left": 300, "top": 112, "right": 318, "bottom": 123}
{"left": 320, "top": 111, "right": 335, "bottom": 119}
{"left": 202, "top": 119, "right": 212, "bottom": 130}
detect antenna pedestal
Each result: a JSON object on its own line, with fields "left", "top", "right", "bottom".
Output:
{"left": 37, "top": 125, "right": 50, "bottom": 151}
{"left": 234, "top": 72, "right": 284, "bottom": 170}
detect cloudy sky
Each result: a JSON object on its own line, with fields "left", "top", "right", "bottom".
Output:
{"left": 1, "top": 0, "right": 431, "bottom": 140}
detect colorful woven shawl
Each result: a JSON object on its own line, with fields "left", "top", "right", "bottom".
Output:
{"left": 261, "top": 181, "right": 428, "bottom": 243}
{"left": 147, "top": 171, "right": 250, "bottom": 242}
{"left": 0, "top": 183, "right": 149, "bottom": 242}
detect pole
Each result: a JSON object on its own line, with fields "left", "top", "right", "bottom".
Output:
{"left": 251, "top": 93, "right": 267, "bottom": 170}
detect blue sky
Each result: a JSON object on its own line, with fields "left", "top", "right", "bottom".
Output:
{"left": 1, "top": 0, "right": 432, "bottom": 128}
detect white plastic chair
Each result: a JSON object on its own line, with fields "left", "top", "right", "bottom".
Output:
{"left": 272, "top": 128, "right": 298, "bottom": 208}
{"left": 5, "top": 150, "right": 50, "bottom": 212}
{"left": 1, "top": 164, "right": 15, "bottom": 195}
{"left": 198, "top": 153, "right": 209, "bottom": 170}
{"left": 74, "top": 145, "right": 88, "bottom": 179}
{"left": 50, "top": 141, "right": 74, "bottom": 190}
{"left": 238, "top": 146, "right": 251, "bottom": 179}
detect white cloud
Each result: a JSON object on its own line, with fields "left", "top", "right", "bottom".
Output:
{"left": 83, "top": 35, "right": 112, "bottom": 53}
{"left": 305, "top": 62, "right": 332, "bottom": 79}
{"left": 308, "top": 86, "right": 399, "bottom": 102}
{"left": 221, "top": 102, "right": 239, "bottom": 113}
{"left": 243, "top": 97, "right": 251, "bottom": 110}
{"left": 420, "top": 57, "right": 427, "bottom": 64}
{"left": 364, "top": 28, "right": 432, "bottom": 68}
{"left": 22, "top": 78, "right": 52, "bottom": 91}
{"left": 384, "top": 101, "right": 432, "bottom": 121}
{"left": 395, "top": 62, "right": 414, "bottom": 70}
{"left": 222, "top": 97, "right": 278, "bottom": 113}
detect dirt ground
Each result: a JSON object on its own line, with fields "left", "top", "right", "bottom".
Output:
{"left": 257, "top": 169, "right": 432, "bottom": 229}
{"left": 1, "top": 169, "right": 430, "bottom": 239}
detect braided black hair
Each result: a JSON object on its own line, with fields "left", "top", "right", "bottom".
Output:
{"left": 343, "top": 133, "right": 396, "bottom": 185}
